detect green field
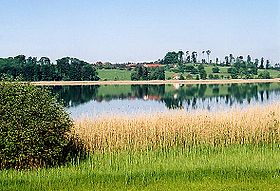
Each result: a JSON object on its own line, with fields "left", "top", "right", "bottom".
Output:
{"left": 1, "top": 145, "right": 280, "bottom": 191}
{"left": 98, "top": 66, "right": 280, "bottom": 81}
{"left": 98, "top": 69, "right": 132, "bottom": 81}
{"left": 168, "top": 65, "right": 280, "bottom": 79}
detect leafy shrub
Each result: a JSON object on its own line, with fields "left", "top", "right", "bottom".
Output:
{"left": 185, "top": 74, "right": 193, "bottom": 80}
{"left": 184, "top": 65, "right": 195, "bottom": 72}
{"left": 258, "top": 71, "right": 271, "bottom": 79}
{"left": 208, "top": 74, "right": 214, "bottom": 79}
{"left": 190, "top": 67, "right": 199, "bottom": 74}
{"left": 213, "top": 74, "right": 220, "bottom": 79}
{"left": 212, "top": 66, "right": 220, "bottom": 73}
{"left": 0, "top": 82, "right": 81, "bottom": 169}
{"left": 179, "top": 74, "right": 185, "bottom": 80}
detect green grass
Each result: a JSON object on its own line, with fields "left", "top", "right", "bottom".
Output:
{"left": 1, "top": 145, "right": 280, "bottom": 191}
{"left": 98, "top": 69, "right": 131, "bottom": 81}
{"left": 259, "top": 69, "right": 280, "bottom": 78}
{"left": 97, "top": 67, "right": 279, "bottom": 81}
{"left": 166, "top": 65, "right": 280, "bottom": 80}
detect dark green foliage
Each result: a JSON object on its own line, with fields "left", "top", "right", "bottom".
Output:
{"left": 184, "top": 65, "right": 195, "bottom": 72}
{"left": 208, "top": 74, "right": 214, "bottom": 79}
{"left": 197, "top": 64, "right": 204, "bottom": 72}
{"left": 150, "top": 67, "right": 165, "bottom": 80}
{"left": 191, "top": 52, "right": 198, "bottom": 63}
{"left": 0, "top": 56, "right": 99, "bottom": 81}
{"left": 0, "top": 82, "right": 81, "bottom": 169}
{"left": 179, "top": 74, "right": 185, "bottom": 80}
{"left": 229, "top": 67, "right": 238, "bottom": 79}
{"left": 190, "top": 67, "right": 199, "bottom": 74}
{"left": 131, "top": 66, "right": 165, "bottom": 80}
{"left": 212, "top": 66, "right": 220, "bottom": 73}
{"left": 213, "top": 74, "right": 220, "bottom": 79}
{"left": 162, "top": 52, "right": 179, "bottom": 65}
{"left": 259, "top": 57, "right": 265, "bottom": 69}
{"left": 197, "top": 65, "right": 207, "bottom": 80}
{"left": 266, "top": 60, "right": 270, "bottom": 69}
{"left": 130, "top": 72, "right": 139, "bottom": 81}
{"left": 199, "top": 69, "right": 207, "bottom": 80}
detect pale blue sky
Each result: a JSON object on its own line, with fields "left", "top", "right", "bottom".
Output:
{"left": 0, "top": 0, "right": 279, "bottom": 63}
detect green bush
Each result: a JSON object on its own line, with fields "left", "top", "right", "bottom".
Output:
{"left": 212, "top": 66, "right": 220, "bottom": 73}
{"left": 208, "top": 74, "right": 214, "bottom": 79}
{"left": 0, "top": 82, "right": 80, "bottom": 169}
{"left": 258, "top": 71, "right": 271, "bottom": 79}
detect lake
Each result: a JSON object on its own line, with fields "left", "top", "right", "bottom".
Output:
{"left": 49, "top": 82, "right": 280, "bottom": 119}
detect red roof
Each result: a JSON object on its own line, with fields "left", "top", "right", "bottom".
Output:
{"left": 143, "top": 64, "right": 163, "bottom": 68}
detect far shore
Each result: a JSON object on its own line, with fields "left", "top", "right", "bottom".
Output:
{"left": 28, "top": 78, "right": 280, "bottom": 86}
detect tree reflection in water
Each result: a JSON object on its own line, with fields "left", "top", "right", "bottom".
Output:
{"left": 50, "top": 83, "right": 280, "bottom": 110}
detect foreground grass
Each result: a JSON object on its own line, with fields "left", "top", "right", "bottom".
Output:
{"left": 1, "top": 145, "right": 280, "bottom": 191}
{"left": 1, "top": 104, "right": 280, "bottom": 190}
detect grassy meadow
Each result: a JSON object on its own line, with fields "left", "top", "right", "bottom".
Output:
{"left": 1, "top": 104, "right": 280, "bottom": 190}
{"left": 98, "top": 66, "right": 280, "bottom": 81}
{"left": 98, "top": 69, "right": 132, "bottom": 81}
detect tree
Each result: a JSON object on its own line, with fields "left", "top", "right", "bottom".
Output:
{"left": 266, "top": 60, "right": 270, "bottom": 69}
{"left": 215, "top": 58, "right": 219, "bottom": 64}
{"left": 163, "top": 52, "right": 179, "bottom": 65}
{"left": 178, "top": 51, "right": 184, "bottom": 65}
{"left": 131, "top": 72, "right": 138, "bottom": 81}
{"left": 199, "top": 69, "right": 207, "bottom": 80}
{"left": 142, "top": 67, "right": 149, "bottom": 80}
{"left": 82, "top": 65, "right": 99, "bottom": 81}
{"left": 185, "top": 51, "right": 190, "bottom": 63}
{"left": 197, "top": 64, "right": 204, "bottom": 72}
{"left": 247, "top": 55, "right": 252, "bottom": 63}
{"left": 202, "top": 51, "right": 205, "bottom": 63}
{"left": 39, "top": 57, "right": 51, "bottom": 65}
{"left": 154, "top": 67, "right": 165, "bottom": 80}
{"left": 131, "top": 66, "right": 165, "bottom": 80}
{"left": 259, "top": 57, "right": 264, "bottom": 69}
{"left": 206, "top": 50, "right": 211, "bottom": 64}
{"left": 197, "top": 64, "right": 207, "bottom": 79}
{"left": 191, "top": 51, "right": 198, "bottom": 63}
{"left": 0, "top": 82, "right": 81, "bottom": 169}
{"left": 23, "top": 57, "right": 37, "bottom": 81}
{"left": 247, "top": 61, "right": 258, "bottom": 75}
{"left": 230, "top": 67, "right": 238, "bottom": 79}
{"left": 254, "top": 59, "right": 259, "bottom": 68}
{"left": 229, "top": 54, "right": 234, "bottom": 64}
{"left": 225, "top": 56, "right": 229, "bottom": 66}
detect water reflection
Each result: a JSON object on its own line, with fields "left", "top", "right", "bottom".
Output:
{"left": 49, "top": 83, "right": 280, "bottom": 118}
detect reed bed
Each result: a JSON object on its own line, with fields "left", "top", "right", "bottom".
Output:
{"left": 74, "top": 104, "right": 280, "bottom": 153}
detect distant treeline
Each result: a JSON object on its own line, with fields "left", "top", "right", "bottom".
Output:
{"left": 0, "top": 55, "right": 99, "bottom": 81}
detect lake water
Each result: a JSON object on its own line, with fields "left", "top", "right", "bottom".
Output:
{"left": 49, "top": 83, "right": 280, "bottom": 119}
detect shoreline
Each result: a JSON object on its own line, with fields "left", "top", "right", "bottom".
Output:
{"left": 28, "top": 78, "right": 280, "bottom": 86}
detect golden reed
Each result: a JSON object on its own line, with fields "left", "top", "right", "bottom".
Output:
{"left": 73, "top": 104, "right": 280, "bottom": 152}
